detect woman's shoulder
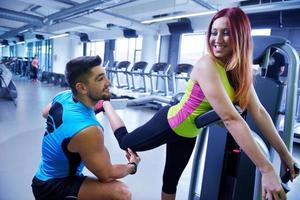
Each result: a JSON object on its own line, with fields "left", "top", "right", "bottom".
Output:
{"left": 191, "top": 55, "right": 218, "bottom": 80}
{"left": 193, "top": 55, "right": 218, "bottom": 72}
{"left": 196, "top": 55, "right": 217, "bottom": 67}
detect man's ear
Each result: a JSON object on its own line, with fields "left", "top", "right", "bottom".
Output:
{"left": 75, "top": 82, "right": 87, "bottom": 94}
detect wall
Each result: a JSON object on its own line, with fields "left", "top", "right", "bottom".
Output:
{"left": 141, "top": 34, "right": 158, "bottom": 69}
{"left": 272, "top": 28, "right": 300, "bottom": 54}
{"left": 52, "top": 36, "right": 83, "bottom": 74}
{"left": 1, "top": 46, "right": 9, "bottom": 57}
{"left": 16, "top": 44, "right": 25, "bottom": 57}
{"left": 159, "top": 35, "right": 170, "bottom": 63}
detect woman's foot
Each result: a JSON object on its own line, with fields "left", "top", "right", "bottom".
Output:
{"left": 94, "top": 100, "right": 105, "bottom": 114}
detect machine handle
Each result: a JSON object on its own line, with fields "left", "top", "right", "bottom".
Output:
{"left": 281, "top": 162, "right": 300, "bottom": 193}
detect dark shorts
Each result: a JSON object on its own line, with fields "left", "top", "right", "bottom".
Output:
{"left": 31, "top": 176, "right": 86, "bottom": 200}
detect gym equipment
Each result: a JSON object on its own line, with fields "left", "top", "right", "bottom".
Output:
{"left": 108, "top": 90, "right": 186, "bottom": 110}
{"left": 128, "top": 61, "right": 148, "bottom": 92}
{"left": 172, "top": 63, "right": 193, "bottom": 94}
{"left": 188, "top": 106, "right": 268, "bottom": 200}
{"left": 189, "top": 107, "right": 299, "bottom": 200}
{"left": 113, "top": 61, "right": 131, "bottom": 89}
{"left": 0, "top": 64, "right": 18, "bottom": 105}
{"left": 145, "top": 62, "right": 171, "bottom": 96}
{"left": 105, "top": 94, "right": 171, "bottom": 110}
{"left": 280, "top": 163, "right": 300, "bottom": 193}
{"left": 105, "top": 61, "right": 118, "bottom": 82}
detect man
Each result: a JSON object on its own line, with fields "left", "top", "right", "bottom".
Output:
{"left": 266, "top": 48, "right": 286, "bottom": 83}
{"left": 32, "top": 55, "right": 140, "bottom": 200}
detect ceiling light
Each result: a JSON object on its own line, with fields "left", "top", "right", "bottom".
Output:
{"left": 141, "top": 11, "right": 216, "bottom": 24}
{"left": 49, "top": 33, "right": 69, "bottom": 39}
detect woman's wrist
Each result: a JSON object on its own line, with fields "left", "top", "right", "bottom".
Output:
{"left": 103, "top": 101, "right": 113, "bottom": 113}
{"left": 259, "top": 162, "right": 274, "bottom": 174}
{"left": 277, "top": 147, "right": 291, "bottom": 159}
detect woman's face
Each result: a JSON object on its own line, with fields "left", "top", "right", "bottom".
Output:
{"left": 209, "top": 17, "right": 233, "bottom": 63}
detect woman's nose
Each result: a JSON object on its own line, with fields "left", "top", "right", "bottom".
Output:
{"left": 215, "top": 33, "right": 223, "bottom": 42}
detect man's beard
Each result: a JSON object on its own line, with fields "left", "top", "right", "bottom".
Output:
{"left": 89, "top": 91, "right": 111, "bottom": 103}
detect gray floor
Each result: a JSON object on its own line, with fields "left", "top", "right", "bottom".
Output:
{"left": 0, "top": 77, "right": 299, "bottom": 200}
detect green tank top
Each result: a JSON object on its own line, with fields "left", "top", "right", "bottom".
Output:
{"left": 167, "top": 62, "right": 235, "bottom": 138}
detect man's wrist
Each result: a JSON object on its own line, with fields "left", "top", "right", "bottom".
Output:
{"left": 128, "top": 162, "right": 137, "bottom": 175}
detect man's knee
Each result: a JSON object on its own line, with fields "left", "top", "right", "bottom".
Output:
{"left": 115, "top": 183, "right": 132, "bottom": 200}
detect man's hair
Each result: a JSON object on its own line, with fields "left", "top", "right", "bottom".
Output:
{"left": 65, "top": 55, "right": 102, "bottom": 94}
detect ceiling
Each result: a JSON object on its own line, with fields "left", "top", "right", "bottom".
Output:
{"left": 0, "top": 0, "right": 299, "bottom": 43}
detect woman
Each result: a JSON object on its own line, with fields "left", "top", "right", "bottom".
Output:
{"left": 98, "top": 7, "right": 298, "bottom": 200}
{"left": 31, "top": 55, "right": 39, "bottom": 81}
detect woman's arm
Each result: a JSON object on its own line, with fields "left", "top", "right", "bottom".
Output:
{"left": 191, "top": 56, "right": 285, "bottom": 199}
{"left": 247, "top": 85, "right": 296, "bottom": 177}
{"left": 42, "top": 103, "right": 52, "bottom": 118}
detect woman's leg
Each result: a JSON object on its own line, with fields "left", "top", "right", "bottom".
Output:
{"left": 103, "top": 101, "right": 176, "bottom": 151}
{"left": 102, "top": 101, "right": 125, "bottom": 132}
{"left": 162, "top": 136, "right": 197, "bottom": 200}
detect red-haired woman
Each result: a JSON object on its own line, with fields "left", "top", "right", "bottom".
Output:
{"left": 99, "top": 7, "right": 298, "bottom": 200}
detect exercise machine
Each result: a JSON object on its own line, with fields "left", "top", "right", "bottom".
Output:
{"left": 188, "top": 106, "right": 299, "bottom": 200}
{"left": 0, "top": 64, "right": 18, "bottom": 105}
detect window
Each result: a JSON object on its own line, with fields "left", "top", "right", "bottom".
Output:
{"left": 9, "top": 45, "right": 17, "bottom": 57}
{"left": 87, "top": 41, "right": 105, "bottom": 59}
{"left": 45, "top": 40, "right": 53, "bottom": 71}
{"left": 179, "top": 32, "right": 206, "bottom": 65}
{"left": 115, "top": 37, "right": 143, "bottom": 63}
{"left": 251, "top": 29, "right": 271, "bottom": 36}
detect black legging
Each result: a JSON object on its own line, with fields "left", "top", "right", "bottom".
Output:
{"left": 32, "top": 66, "right": 38, "bottom": 79}
{"left": 114, "top": 106, "right": 197, "bottom": 194}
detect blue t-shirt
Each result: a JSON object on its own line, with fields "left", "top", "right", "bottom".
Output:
{"left": 35, "top": 90, "right": 103, "bottom": 181}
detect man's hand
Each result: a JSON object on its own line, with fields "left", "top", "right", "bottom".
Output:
{"left": 125, "top": 148, "right": 140, "bottom": 175}
{"left": 126, "top": 148, "right": 141, "bottom": 165}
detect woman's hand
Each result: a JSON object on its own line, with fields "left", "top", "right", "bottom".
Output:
{"left": 261, "top": 167, "right": 286, "bottom": 200}
{"left": 279, "top": 152, "right": 299, "bottom": 181}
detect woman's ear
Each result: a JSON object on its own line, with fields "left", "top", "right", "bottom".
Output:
{"left": 75, "top": 82, "right": 87, "bottom": 94}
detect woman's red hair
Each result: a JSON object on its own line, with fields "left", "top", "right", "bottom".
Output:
{"left": 207, "top": 7, "right": 253, "bottom": 109}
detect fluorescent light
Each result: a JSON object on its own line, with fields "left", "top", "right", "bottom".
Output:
{"left": 141, "top": 10, "right": 216, "bottom": 24}
{"left": 49, "top": 33, "right": 69, "bottom": 39}
{"left": 17, "top": 41, "right": 25, "bottom": 45}
{"left": 0, "top": 45, "right": 5, "bottom": 48}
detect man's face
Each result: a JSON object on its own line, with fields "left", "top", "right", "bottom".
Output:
{"left": 85, "top": 66, "right": 111, "bottom": 102}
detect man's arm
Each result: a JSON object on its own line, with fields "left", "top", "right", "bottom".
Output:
{"left": 68, "top": 125, "right": 139, "bottom": 182}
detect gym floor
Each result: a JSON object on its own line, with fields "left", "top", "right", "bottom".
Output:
{"left": 0, "top": 77, "right": 299, "bottom": 200}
